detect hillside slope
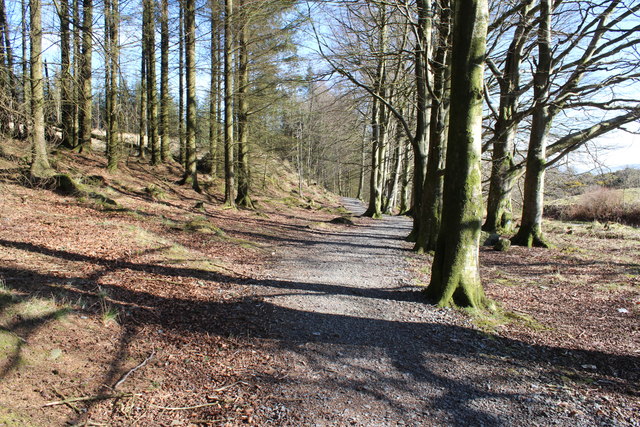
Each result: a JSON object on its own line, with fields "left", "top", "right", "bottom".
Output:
{"left": 0, "top": 139, "right": 341, "bottom": 425}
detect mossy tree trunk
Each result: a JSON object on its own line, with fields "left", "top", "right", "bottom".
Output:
{"left": 77, "top": 0, "right": 92, "bottom": 152}
{"left": 160, "top": 0, "right": 170, "bottom": 162}
{"left": 511, "top": 0, "right": 552, "bottom": 248}
{"left": 425, "top": 0, "right": 488, "bottom": 309}
{"left": 235, "top": 0, "right": 253, "bottom": 209}
{"left": 183, "top": 0, "right": 199, "bottom": 191}
{"left": 483, "top": 0, "right": 534, "bottom": 234}
{"left": 29, "top": 0, "right": 53, "bottom": 178}
{"left": 511, "top": 0, "right": 622, "bottom": 247}
{"left": 415, "top": 0, "right": 451, "bottom": 254}
{"left": 223, "top": 0, "right": 236, "bottom": 207}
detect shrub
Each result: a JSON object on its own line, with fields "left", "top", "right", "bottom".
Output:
{"left": 555, "top": 186, "right": 640, "bottom": 226}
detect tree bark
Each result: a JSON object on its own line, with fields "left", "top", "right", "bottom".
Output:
{"left": 425, "top": 0, "right": 488, "bottom": 308}
{"left": 183, "top": 0, "right": 199, "bottom": 190}
{"left": 398, "top": 138, "right": 411, "bottom": 214}
{"left": 160, "top": 0, "right": 170, "bottom": 162}
{"left": 138, "top": 50, "right": 147, "bottom": 158}
{"left": 29, "top": 0, "right": 53, "bottom": 178}
{"left": 223, "top": 0, "right": 236, "bottom": 206}
{"left": 356, "top": 123, "right": 366, "bottom": 200}
{"left": 178, "top": 1, "right": 185, "bottom": 167}
{"left": 209, "top": 0, "right": 219, "bottom": 176}
{"left": 406, "top": 0, "right": 432, "bottom": 239}
{"left": 415, "top": 0, "right": 451, "bottom": 253}
{"left": 235, "top": 0, "right": 253, "bottom": 208}
{"left": 511, "top": 0, "right": 552, "bottom": 248}
{"left": 143, "top": 0, "right": 159, "bottom": 165}
{"left": 71, "top": 0, "right": 79, "bottom": 147}
{"left": 384, "top": 126, "right": 403, "bottom": 213}
{"left": 0, "top": 0, "right": 17, "bottom": 135}
{"left": 105, "top": 0, "right": 119, "bottom": 170}
{"left": 77, "top": 0, "right": 92, "bottom": 152}
{"left": 483, "top": 0, "right": 534, "bottom": 234}
{"left": 58, "top": 0, "right": 74, "bottom": 148}
{"left": 362, "top": 5, "right": 388, "bottom": 219}
{"left": 22, "top": 0, "right": 29, "bottom": 118}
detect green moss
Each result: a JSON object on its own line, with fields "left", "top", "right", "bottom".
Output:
{"left": 468, "top": 306, "right": 549, "bottom": 334}
{"left": 0, "top": 405, "right": 35, "bottom": 426}
{"left": 144, "top": 184, "right": 167, "bottom": 200}
{"left": 53, "top": 173, "right": 85, "bottom": 195}
{"left": 183, "top": 219, "right": 226, "bottom": 236}
{"left": 0, "top": 331, "right": 19, "bottom": 357}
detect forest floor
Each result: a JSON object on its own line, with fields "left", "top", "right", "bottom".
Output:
{"left": 0, "top": 141, "right": 638, "bottom": 426}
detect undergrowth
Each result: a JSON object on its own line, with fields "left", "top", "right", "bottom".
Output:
{"left": 546, "top": 186, "right": 640, "bottom": 226}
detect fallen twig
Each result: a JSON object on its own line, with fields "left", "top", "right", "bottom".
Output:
{"left": 52, "top": 387, "right": 81, "bottom": 413}
{"left": 43, "top": 393, "right": 136, "bottom": 407}
{"left": 114, "top": 350, "right": 155, "bottom": 389}
{"left": 150, "top": 381, "right": 248, "bottom": 411}
{"left": 209, "top": 380, "right": 248, "bottom": 393}
{"left": 150, "top": 401, "right": 222, "bottom": 411}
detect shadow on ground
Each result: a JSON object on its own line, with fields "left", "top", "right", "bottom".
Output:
{"left": 1, "top": 236, "right": 638, "bottom": 425}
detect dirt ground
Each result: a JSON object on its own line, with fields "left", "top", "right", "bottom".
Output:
{"left": 0, "top": 146, "right": 638, "bottom": 426}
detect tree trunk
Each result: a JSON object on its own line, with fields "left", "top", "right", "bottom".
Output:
{"left": 223, "top": 0, "right": 235, "bottom": 206}
{"left": 143, "top": 0, "right": 159, "bottom": 165}
{"left": 29, "top": 0, "right": 53, "bottom": 178}
{"left": 235, "top": 0, "right": 253, "bottom": 208}
{"left": 58, "top": 0, "right": 74, "bottom": 148}
{"left": 385, "top": 128, "right": 403, "bottom": 213}
{"left": 363, "top": 6, "right": 387, "bottom": 219}
{"left": 483, "top": 0, "right": 534, "bottom": 234}
{"left": 363, "top": 94, "right": 383, "bottom": 218}
{"left": 415, "top": 0, "right": 451, "bottom": 253}
{"left": 138, "top": 50, "right": 147, "bottom": 158}
{"left": 209, "top": 1, "right": 219, "bottom": 176}
{"left": 183, "top": 0, "right": 199, "bottom": 191}
{"left": 425, "top": 0, "right": 488, "bottom": 309}
{"left": 356, "top": 123, "right": 366, "bottom": 200}
{"left": 511, "top": 0, "right": 552, "bottom": 248}
{"left": 105, "top": 0, "right": 119, "bottom": 170}
{"left": 178, "top": 2, "right": 185, "bottom": 167}
{"left": 407, "top": 0, "right": 432, "bottom": 240}
{"left": 71, "top": 0, "right": 79, "bottom": 147}
{"left": 77, "top": 0, "right": 92, "bottom": 152}
{"left": 160, "top": 0, "right": 170, "bottom": 162}
{"left": 0, "top": 0, "right": 17, "bottom": 136}
{"left": 22, "top": 0, "right": 29, "bottom": 119}
{"left": 398, "top": 138, "right": 411, "bottom": 214}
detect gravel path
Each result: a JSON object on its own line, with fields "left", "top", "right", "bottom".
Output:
{"left": 253, "top": 198, "right": 636, "bottom": 426}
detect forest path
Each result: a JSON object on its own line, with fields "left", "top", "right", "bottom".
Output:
{"left": 251, "top": 198, "right": 546, "bottom": 426}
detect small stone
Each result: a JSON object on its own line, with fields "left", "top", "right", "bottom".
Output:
{"left": 493, "top": 238, "right": 511, "bottom": 252}
{"left": 482, "top": 232, "right": 501, "bottom": 246}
